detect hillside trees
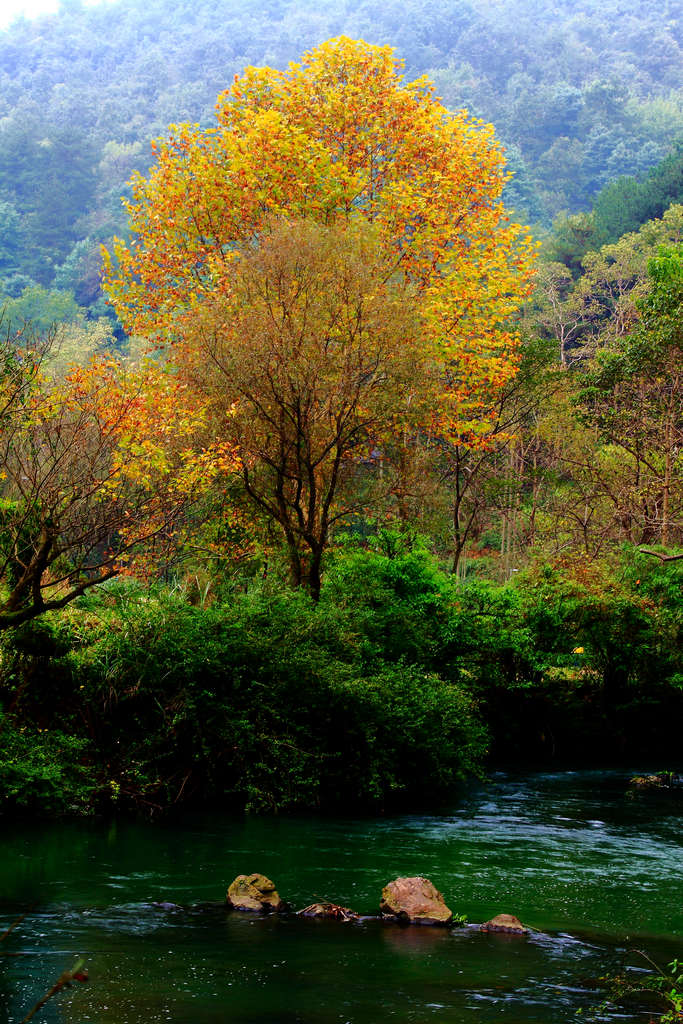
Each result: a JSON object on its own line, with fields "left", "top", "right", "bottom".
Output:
{"left": 0, "top": 0, "right": 679, "bottom": 326}
{"left": 496, "top": 227, "right": 683, "bottom": 565}
{"left": 536, "top": 204, "right": 683, "bottom": 365}
{"left": 104, "top": 37, "right": 536, "bottom": 594}
{"left": 545, "top": 146, "right": 683, "bottom": 274}
{"left": 0, "top": 115, "right": 98, "bottom": 286}
{"left": 590, "top": 142, "right": 683, "bottom": 248}
{"left": 576, "top": 245, "right": 683, "bottom": 548}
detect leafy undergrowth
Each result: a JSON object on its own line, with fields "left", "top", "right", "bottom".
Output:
{"left": 0, "top": 546, "right": 681, "bottom": 818}
{"left": 595, "top": 952, "right": 683, "bottom": 1023}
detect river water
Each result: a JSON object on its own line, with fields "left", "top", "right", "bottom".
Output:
{"left": 1, "top": 770, "right": 681, "bottom": 1023}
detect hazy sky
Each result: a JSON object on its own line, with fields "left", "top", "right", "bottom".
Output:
{"left": 0, "top": 1, "right": 111, "bottom": 30}
{"left": 0, "top": 1, "right": 58, "bottom": 28}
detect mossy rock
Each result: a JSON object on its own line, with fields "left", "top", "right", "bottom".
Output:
{"left": 225, "top": 873, "right": 285, "bottom": 913}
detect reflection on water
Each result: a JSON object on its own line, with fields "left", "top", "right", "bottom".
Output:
{"left": 1, "top": 770, "right": 681, "bottom": 1022}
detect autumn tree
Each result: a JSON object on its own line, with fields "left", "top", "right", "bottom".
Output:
{"left": 0, "top": 326, "right": 201, "bottom": 629}
{"left": 104, "top": 37, "right": 536, "bottom": 592}
{"left": 181, "top": 217, "right": 430, "bottom": 596}
{"left": 442, "top": 333, "right": 565, "bottom": 575}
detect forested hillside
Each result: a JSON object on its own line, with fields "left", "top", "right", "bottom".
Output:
{"left": 0, "top": 17, "right": 681, "bottom": 819}
{"left": 0, "top": 0, "right": 681, "bottom": 311}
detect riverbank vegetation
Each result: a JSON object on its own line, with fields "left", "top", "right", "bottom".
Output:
{"left": 1, "top": 540, "right": 681, "bottom": 816}
{"left": 0, "top": 11, "right": 681, "bottom": 819}
{"left": 598, "top": 952, "right": 683, "bottom": 1022}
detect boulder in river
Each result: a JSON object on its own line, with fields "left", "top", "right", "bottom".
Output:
{"left": 380, "top": 876, "right": 453, "bottom": 925}
{"left": 480, "top": 913, "right": 527, "bottom": 934}
{"left": 298, "top": 902, "right": 359, "bottom": 921}
{"left": 225, "top": 873, "right": 285, "bottom": 913}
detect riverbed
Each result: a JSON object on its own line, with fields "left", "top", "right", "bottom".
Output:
{"left": 1, "top": 770, "right": 681, "bottom": 1022}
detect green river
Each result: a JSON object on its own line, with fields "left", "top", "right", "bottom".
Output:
{"left": 1, "top": 770, "right": 681, "bottom": 1022}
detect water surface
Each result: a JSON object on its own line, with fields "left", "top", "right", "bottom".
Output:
{"left": 1, "top": 770, "right": 681, "bottom": 1022}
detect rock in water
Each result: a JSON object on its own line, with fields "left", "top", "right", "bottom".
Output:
{"left": 630, "top": 773, "right": 682, "bottom": 791}
{"left": 480, "top": 913, "right": 527, "bottom": 934}
{"left": 225, "top": 873, "right": 284, "bottom": 913}
{"left": 380, "top": 876, "right": 453, "bottom": 925}
{"left": 298, "top": 902, "right": 359, "bottom": 921}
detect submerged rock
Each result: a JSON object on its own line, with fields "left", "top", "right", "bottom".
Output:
{"left": 480, "top": 913, "right": 527, "bottom": 934}
{"left": 225, "top": 873, "right": 285, "bottom": 913}
{"left": 298, "top": 902, "right": 359, "bottom": 921}
{"left": 380, "top": 876, "right": 452, "bottom": 926}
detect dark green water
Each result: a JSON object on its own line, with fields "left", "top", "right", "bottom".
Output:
{"left": 1, "top": 771, "right": 681, "bottom": 1023}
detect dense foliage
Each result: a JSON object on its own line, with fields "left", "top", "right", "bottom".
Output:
{"left": 1, "top": 544, "right": 680, "bottom": 817}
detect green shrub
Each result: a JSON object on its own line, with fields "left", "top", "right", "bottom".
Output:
{"left": 321, "top": 664, "right": 488, "bottom": 807}
{"left": 1, "top": 544, "right": 680, "bottom": 817}
{"left": 59, "top": 581, "right": 487, "bottom": 813}
{"left": 0, "top": 712, "right": 95, "bottom": 814}
{"left": 320, "top": 545, "right": 451, "bottom": 669}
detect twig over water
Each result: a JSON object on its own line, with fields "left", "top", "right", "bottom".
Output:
{"left": 20, "top": 958, "right": 88, "bottom": 1023}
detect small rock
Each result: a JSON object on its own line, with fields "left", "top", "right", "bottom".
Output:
{"left": 630, "top": 773, "right": 682, "bottom": 790}
{"left": 225, "top": 873, "right": 285, "bottom": 913}
{"left": 631, "top": 774, "right": 666, "bottom": 789}
{"left": 298, "top": 902, "right": 359, "bottom": 921}
{"left": 380, "top": 876, "right": 453, "bottom": 926}
{"left": 480, "top": 913, "right": 527, "bottom": 934}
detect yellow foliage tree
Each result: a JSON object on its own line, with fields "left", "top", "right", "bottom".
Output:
{"left": 103, "top": 37, "right": 536, "bottom": 590}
